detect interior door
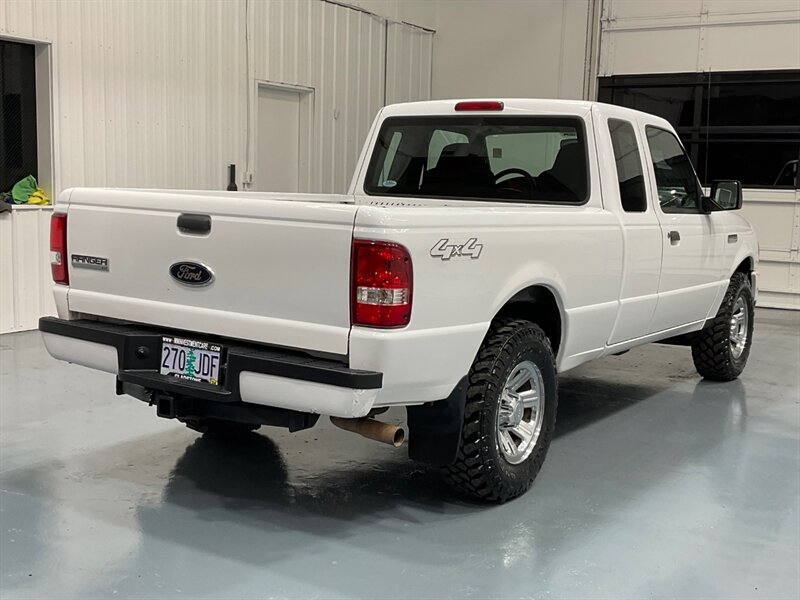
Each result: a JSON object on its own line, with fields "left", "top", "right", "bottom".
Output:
{"left": 594, "top": 108, "right": 663, "bottom": 345}
{"left": 255, "top": 86, "right": 301, "bottom": 192}
{"left": 643, "top": 125, "right": 723, "bottom": 332}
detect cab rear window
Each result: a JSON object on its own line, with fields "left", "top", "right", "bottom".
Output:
{"left": 364, "top": 116, "right": 589, "bottom": 204}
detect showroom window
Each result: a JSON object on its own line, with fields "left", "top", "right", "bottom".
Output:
{"left": 598, "top": 70, "right": 800, "bottom": 188}
{"left": 1, "top": 40, "right": 38, "bottom": 193}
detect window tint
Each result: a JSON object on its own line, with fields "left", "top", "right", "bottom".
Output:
{"left": 774, "top": 160, "right": 798, "bottom": 187}
{"left": 646, "top": 126, "right": 700, "bottom": 212}
{"left": 700, "top": 135, "right": 800, "bottom": 187}
{"left": 608, "top": 119, "right": 647, "bottom": 212}
{"left": 1, "top": 40, "right": 38, "bottom": 193}
{"left": 704, "top": 81, "right": 799, "bottom": 127}
{"left": 428, "top": 130, "right": 468, "bottom": 169}
{"left": 599, "top": 85, "right": 696, "bottom": 128}
{"left": 598, "top": 70, "right": 800, "bottom": 188}
{"left": 485, "top": 131, "right": 571, "bottom": 177}
{"left": 378, "top": 131, "right": 402, "bottom": 183}
{"left": 365, "top": 116, "right": 588, "bottom": 204}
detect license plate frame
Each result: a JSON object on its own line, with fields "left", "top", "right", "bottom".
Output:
{"left": 159, "top": 336, "right": 224, "bottom": 386}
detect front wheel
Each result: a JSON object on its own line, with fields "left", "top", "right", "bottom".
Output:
{"left": 445, "top": 318, "right": 558, "bottom": 502}
{"left": 691, "top": 272, "right": 755, "bottom": 381}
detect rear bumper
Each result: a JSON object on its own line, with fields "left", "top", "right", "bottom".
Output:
{"left": 39, "top": 317, "right": 382, "bottom": 418}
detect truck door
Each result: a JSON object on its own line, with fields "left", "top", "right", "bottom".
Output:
{"left": 594, "top": 107, "right": 663, "bottom": 344}
{"left": 642, "top": 125, "right": 722, "bottom": 332}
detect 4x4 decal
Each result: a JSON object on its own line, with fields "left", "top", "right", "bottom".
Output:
{"left": 430, "top": 238, "right": 483, "bottom": 261}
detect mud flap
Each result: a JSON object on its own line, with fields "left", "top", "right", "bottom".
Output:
{"left": 406, "top": 376, "right": 468, "bottom": 467}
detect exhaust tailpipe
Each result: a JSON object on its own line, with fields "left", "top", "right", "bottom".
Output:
{"left": 330, "top": 416, "right": 405, "bottom": 447}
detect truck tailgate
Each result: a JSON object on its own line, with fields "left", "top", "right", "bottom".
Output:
{"left": 63, "top": 188, "right": 358, "bottom": 355}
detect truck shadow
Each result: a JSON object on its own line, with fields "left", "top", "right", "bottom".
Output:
{"left": 5, "top": 371, "right": 750, "bottom": 597}
{"left": 152, "top": 372, "right": 684, "bottom": 523}
{"left": 114, "top": 374, "right": 749, "bottom": 598}
{"left": 145, "top": 372, "right": 746, "bottom": 512}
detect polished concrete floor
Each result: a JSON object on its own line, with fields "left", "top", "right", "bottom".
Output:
{"left": 1, "top": 309, "right": 798, "bottom": 599}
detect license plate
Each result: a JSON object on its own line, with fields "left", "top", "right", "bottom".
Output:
{"left": 160, "top": 336, "right": 223, "bottom": 385}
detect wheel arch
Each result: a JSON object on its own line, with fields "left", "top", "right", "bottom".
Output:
{"left": 493, "top": 284, "right": 564, "bottom": 358}
{"left": 732, "top": 254, "right": 756, "bottom": 291}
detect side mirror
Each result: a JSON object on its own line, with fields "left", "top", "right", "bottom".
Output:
{"left": 705, "top": 180, "right": 743, "bottom": 212}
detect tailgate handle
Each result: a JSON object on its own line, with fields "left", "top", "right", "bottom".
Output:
{"left": 177, "top": 213, "right": 211, "bottom": 234}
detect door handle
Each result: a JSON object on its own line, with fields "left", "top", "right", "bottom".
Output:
{"left": 668, "top": 230, "right": 681, "bottom": 245}
{"left": 177, "top": 213, "right": 211, "bottom": 234}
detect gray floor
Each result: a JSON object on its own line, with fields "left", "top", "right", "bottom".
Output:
{"left": 1, "top": 310, "right": 798, "bottom": 600}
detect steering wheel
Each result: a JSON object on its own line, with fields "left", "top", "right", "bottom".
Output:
{"left": 494, "top": 168, "right": 536, "bottom": 197}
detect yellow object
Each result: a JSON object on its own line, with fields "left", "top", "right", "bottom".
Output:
{"left": 27, "top": 187, "right": 50, "bottom": 205}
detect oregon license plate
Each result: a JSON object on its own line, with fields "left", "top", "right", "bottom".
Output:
{"left": 160, "top": 336, "right": 222, "bottom": 385}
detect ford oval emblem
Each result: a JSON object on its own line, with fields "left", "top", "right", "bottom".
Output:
{"left": 169, "top": 261, "right": 214, "bottom": 287}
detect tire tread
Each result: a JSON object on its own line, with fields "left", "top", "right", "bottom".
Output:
{"left": 445, "top": 318, "right": 557, "bottom": 502}
{"left": 691, "top": 272, "right": 753, "bottom": 382}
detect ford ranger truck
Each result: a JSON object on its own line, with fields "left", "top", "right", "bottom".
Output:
{"left": 40, "top": 99, "right": 758, "bottom": 502}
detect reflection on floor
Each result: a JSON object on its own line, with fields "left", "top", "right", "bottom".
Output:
{"left": 1, "top": 308, "right": 798, "bottom": 599}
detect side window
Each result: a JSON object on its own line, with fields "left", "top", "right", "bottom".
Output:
{"left": 608, "top": 119, "right": 647, "bottom": 212}
{"left": 645, "top": 126, "right": 701, "bottom": 212}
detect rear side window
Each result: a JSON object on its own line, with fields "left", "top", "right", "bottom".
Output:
{"left": 608, "top": 119, "right": 647, "bottom": 212}
{"left": 645, "top": 126, "right": 701, "bottom": 212}
{"left": 365, "top": 116, "right": 589, "bottom": 204}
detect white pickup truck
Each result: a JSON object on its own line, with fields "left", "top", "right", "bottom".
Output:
{"left": 41, "top": 99, "right": 757, "bottom": 502}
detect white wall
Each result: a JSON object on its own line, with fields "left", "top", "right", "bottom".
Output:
{"left": 599, "top": 0, "right": 800, "bottom": 75}
{"left": 0, "top": 0, "right": 433, "bottom": 196}
{"left": 348, "top": 0, "right": 437, "bottom": 30}
{"left": 430, "top": 0, "right": 592, "bottom": 100}
{"left": 0, "top": 0, "right": 433, "bottom": 333}
{"left": 0, "top": 207, "right": 56, "bottom": 334}
{"left": 740, "top": 190, "right": 800, "bottom": 310}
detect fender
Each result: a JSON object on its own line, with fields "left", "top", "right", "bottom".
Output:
{"left": 489, "top": 269, "right": 568, "bottom": 361}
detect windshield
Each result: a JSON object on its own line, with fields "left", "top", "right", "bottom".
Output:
{"left": 364, "top": 116, "right": 589, "bottom": 203}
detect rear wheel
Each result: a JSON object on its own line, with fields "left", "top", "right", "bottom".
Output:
{"left": 445, "top": 318, "right": 558, "bottom": 502}
{"left": 184, "top": 418, "right": 260, "bottom": 438}
{"left": 691, "top": 272, "right": 754, "bottom": 381}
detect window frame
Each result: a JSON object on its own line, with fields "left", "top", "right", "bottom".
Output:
{"left": 363, "top": 115, "right": 592, "bottom": 206}
{"left": 645, "top": 125, "right": 704, "bottom": 215}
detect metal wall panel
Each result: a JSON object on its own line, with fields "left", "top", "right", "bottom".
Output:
{"left": 599, "top": 0, "right": 800, "bottom": 75}
{"left": 250, "top": 0, "right": 389, "bottom": 194}
{"left": 739, "top": 190, "right": 800, "bottom": 310}
{"left": 1, "top": 0, "right": 433, "bottom": 332}
{"left": 0, "top": 207, "right": 57, "bottom": 335}
{"left": 385, "top": 22, "right": 433, "bottom": 105}
{"left": 1, "top": 0, "right": 249, "bottom": 193}
{"left": 0, "top": 0, "right": 436, "bottom": 197}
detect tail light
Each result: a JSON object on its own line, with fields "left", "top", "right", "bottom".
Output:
{"left": 351, "top": 239, "right": 412, "bottom": 328}
{"left": 50, "top": 213, "right": 69, "bottom": 285}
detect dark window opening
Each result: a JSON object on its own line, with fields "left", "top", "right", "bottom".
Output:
{"left": 365, "top": 116, "right": 589, "bottom": 204}
{"left": 608, "top": 118, "right": 647, "bottom": 212}
{"left": 1, "top": 40, "right": 38, "bottom": 194}
{"left": 646, "top": 126, "right": 702, "bottom": 213}
{"left": 599, "top": 70, "right": 800, "bottom": 189}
